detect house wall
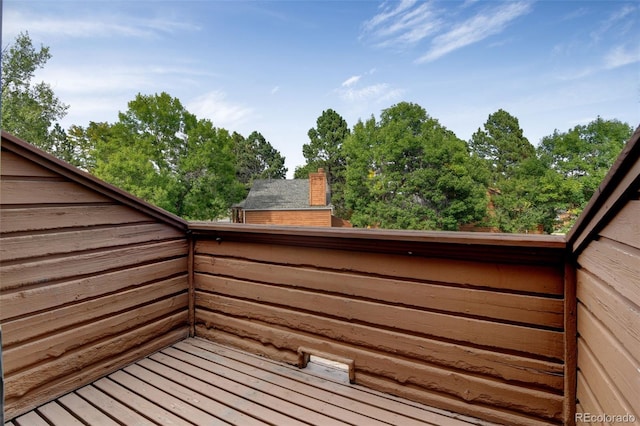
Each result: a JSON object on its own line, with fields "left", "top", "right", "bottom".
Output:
{"left": 191, "top": 224, "right": 570, "bottom": 425}
{"left": 245, "top": 209, "right": 332, "bottom": 227}
{"left": 0, "top": 137, "right": 190, "bottom": 420}
{"left": 569, "top": 127, "right": 640, "bottom": 424}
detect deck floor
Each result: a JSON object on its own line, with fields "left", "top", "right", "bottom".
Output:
{"left": 6, "top": 338, "right": 487, "bottom": 426}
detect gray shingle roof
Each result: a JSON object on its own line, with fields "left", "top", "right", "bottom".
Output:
{"left": 241, "top": 179, "right": 329, "bottom": 210}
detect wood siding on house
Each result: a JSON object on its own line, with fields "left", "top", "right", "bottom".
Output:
{"left": 0, "top": 134, "right": 190, "bottom": 420}
{"left": 244, "top": 209, "right": 332, "bottom": 227}
{"left": 191, "top": 224, "right": 569, "bottom": 425}
{"left": 568, "top": 126, "right": 640, "bottom": 423}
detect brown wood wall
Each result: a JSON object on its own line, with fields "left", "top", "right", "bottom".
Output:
{"left": 245, "top": 209, "right": 332, "bottom": 226}
{"left": 0, "top": 145, "right": 190, "bottom": 420}
{"left": 570, "top": 127, "right": 640, "bottom": 423}
{"left": 8, "top": 127, "right": 639, "bottom": 424}
{"left": 192, "top": 225, "right": 569, "bottom": 425}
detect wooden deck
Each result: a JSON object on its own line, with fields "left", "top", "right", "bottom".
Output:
{"left": 4, "top": 338, "right": 488, "bottom": 426}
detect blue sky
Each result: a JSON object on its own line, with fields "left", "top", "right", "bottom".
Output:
{"left": 3, "top": 0, "right": 639, "bottom": 176}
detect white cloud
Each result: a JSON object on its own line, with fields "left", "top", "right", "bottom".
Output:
{"left": 362, "top": 0, "right": 418, "bottom": 34}
{"left": 591, "top": 4, "right": 637, "bottom": 41}
{"left": 188, "top": 91, "right": 254, "bottom": 130}
{"left": 361, "top": 0, "right": 442, "bottom": 47}
{"left": 416, "top": 1, "right": 532, "bottom": 63}
{"left": 3, "top": 9, "right": 198, "bottom": 40}
{"left": 604, "top": 45, "right": 640, "bottom": 69}
{"left": 552, "top": 44, "right": 639, "bottom": 81}
{"left": 60, "top": 95, "right": 128, "bottom": 126}
{"left": 36, "top": 69, "right": 142, "bottom": 95}
{"left": 360, "top": 1, "right": 533, "bottom": 63}
{"left": 35, "top": 64, "right": 213, "bottom": 96}
{"left": 341, "top": 83, "right": 388, "bottom": 101}
{"left": 342, "top": 75, "right": 361, "bottom": 87}
{"left": 560, "top": 7, "right": 589, "bottom": 22}
{"left": 337, "top": 82, "right": 403, "bottom": 104}
{"left": 552, "top": 67, "right": 597, "bottom": 82}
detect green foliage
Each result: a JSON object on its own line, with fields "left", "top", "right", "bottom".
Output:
{"left": 536, "top": 117, "right": 632, "bottom": 231}
{"left": 470, "top": 109, "right": 535, "bottom": 184}
{"left": 1, "top": 32, "right": 68, "bottom": 150}
{"left": 538, "top": 117, "right": 632, "bottom": 206}
{"left": 179, "top": 120, "right": 246, "bottom": 219}
{"left": 89, "top": 92, "right": 244, "bottom": 220}
{"left": 3, "top": 33, "right": 629, "bottom": 231}
{"left": 62, "top": 124, "right": 99, "bottom": 170}
{"left": 469, "top": 113, "right": 631, "bottom": 233}
{"left": 344, "top": 102, "right": 488, "bottom": 230}
{"left": 233, "top": 131, "right": 287, "bottom": 187}
{"left": 470, "top": 110, "right": 545, "bottom": 233}
{"left": 295, "top": 109, "right": 350, "bottom": 217}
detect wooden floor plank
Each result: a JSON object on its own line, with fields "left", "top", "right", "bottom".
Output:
{"left": 126, "top": 361, "right": 269, "bottom": 426}
{"left": 7, "top": 337, "right": 486, "bottom": 426}
{"left": 173, "top": 339, "right": 442, "bottom": 426}
{"left": 36, "top": 401, "right": 85, "bottom": 426}
{"left": 135, "top": 356, "right": 301, "bottom": 425}
{"left": 57, "top": 392, "right": 120, "bottom": 426}
{"left": 11, "top": 411, "right": 49, "bottom": 426}
{"left": 75, "top": 385, "right": 157, "bottom": 426}
{"left": 159, "top": 346, "right": 393, "bottom": 426}
{"left": 93, "top": 377, "right": 191, "bottom": 426}
{"left": 108, "top": 370, "right": 228, "bottom": 425}
{"left": 151, "top": 350, "right": 346, "bottom": 426}
{"left": 187, "top": 338, "right": 478, "bottom": 426}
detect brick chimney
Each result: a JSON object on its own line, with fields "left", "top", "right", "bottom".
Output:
{"left": 309, "top": 168, "right": 327, "bottom": 206}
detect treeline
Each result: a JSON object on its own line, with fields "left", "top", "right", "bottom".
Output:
{"left": 60, "top": 93, "right": 287, "bottom": 220}
{"left": 2, "top": 32, "right": 634, "bottom": 231}
{"left": 298, "top": 105, "right": 632, "bottom": 233}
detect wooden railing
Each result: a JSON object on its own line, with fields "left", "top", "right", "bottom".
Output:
{"left": 190, "top": 224, "right": 571, "bottom": 425}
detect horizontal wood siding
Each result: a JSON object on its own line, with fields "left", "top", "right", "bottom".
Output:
{"left": 192, "top": 225, "right": 568, "bottom": 425}
{"left": 571, "top": 128, "right": 640, "bottom": 424}
{"left": 245, "top": 209, "right": 332, "bottom": 227}
{"left": 0, "top": 145, "right": 190, "bottom": 420}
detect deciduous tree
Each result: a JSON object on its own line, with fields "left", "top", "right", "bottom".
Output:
{"left": 538, "top": 117, "right": 632, "bottom": 204}
{"left": 537, "top": 117, "right": 632, "bottom": 231}
{"left": 91, "top": 92, "right": 244, "bottom": 219}
{"left": 1, "top": 32, "right": 68, "bottom": 149}
{"left": 344, "top": 102, "right": 487, "bottom": 230}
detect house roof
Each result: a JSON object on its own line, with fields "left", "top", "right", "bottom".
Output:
{"left": 1, "top": 131, "right": 188, "bottom": 230}
{"left": 240, "top": 179, "right": 330, "bottom": 211}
